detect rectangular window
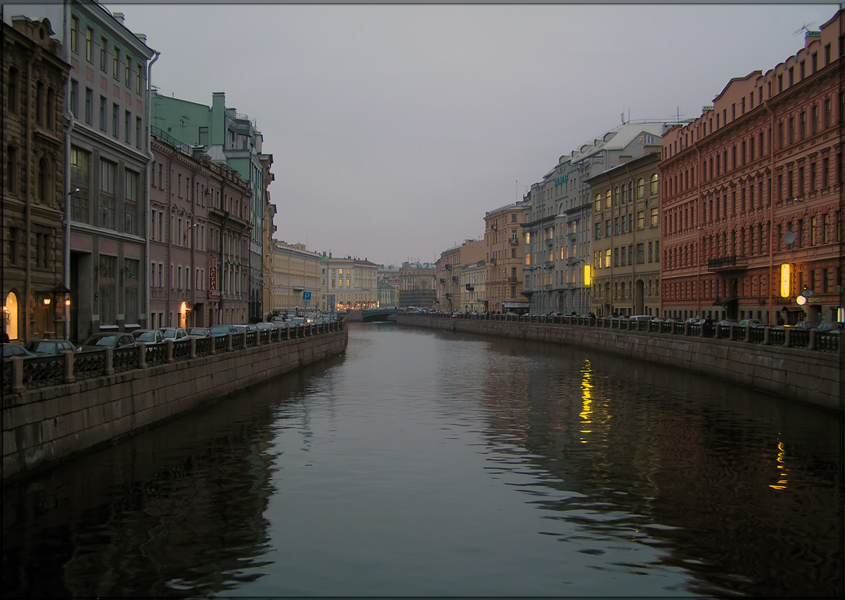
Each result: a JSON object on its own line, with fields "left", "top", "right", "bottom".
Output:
{"left": 125, "top": 56, "right": 131, "bottom": 87}
{"left": 135, "top": 116, "right": 142, "bottom": 149}
{"left": 124, "top": 110, "right": 131, "bottom": 144}
{"left": 112, "top": 103, "right": 119, "bottom": 137}
{"left": 85, "top": 88, "right": 92, "bottom": 124}
{"left": 85, "top": 27, "right": 93, "bottom": 62}
{"left": 124, "top": 170, "right": 139, "bottom": 234}
{"left": 800, "top": 111, "right": 806, "bottom": 139}
{"left": 650, "top": 207, "right": 658, "bottom": 227}
{"left": 810, "top": 162, "right": 816, "bottom": 192}
{"left": 100, "top": 37, "right": 108, "bottom": 71}
{"left": 70, "top": 16, "right": 78, "bottom": 53}
{"left": 98, "top": 255, "right": 117, "bottom": 324}
{"left": 113, "top": 47, "right": 120, "bottom": 81}
{"left": 99, "top": 96, "right": 106, "bottom": 131}
{"left": 99, "top": 159, "right": 116, "bottom": 229}
{"left": 823, "top": 157, "right": 830, "bottom": 187}
{"left": 136, "top": 64, "right": 142, "bottom": 93}
{"left": 636, "top": 243, "right": 644, "bottom": 264}
{"left": 70, "top": 81, "right": 78, "bottom": 118}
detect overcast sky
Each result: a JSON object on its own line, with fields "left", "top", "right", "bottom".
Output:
{"left": 101, "top": 3, "right": 840, "bottom": 265}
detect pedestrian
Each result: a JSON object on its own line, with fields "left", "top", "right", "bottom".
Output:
{"left": 1, "top": 330, "right": 9, "bottom": 343}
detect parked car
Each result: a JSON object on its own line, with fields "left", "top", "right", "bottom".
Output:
{"left": 816, "top": 322, "right": 843, "bottom": 333}
{"left": 739, "top": 319, "right": 762, "bottom": 327}
{"left": 25, "top": 339, "right": 79, "bottom": 356}
{"left": 210, "top": 324, "right": 240, "bottom": 337}
{"left": 255, "top": 322, "right": 275, "bottom": 331}
{"left": 132, "top": 329, "right": 165, "bottom": 344}
{"left": 157, "top": 327, "right": 188, "bottom": 341}
{"left": 79, "top": 332, "right": 137, "bottom": 352}
{"left": 187, "top": 327, "right": 212, "bottom": 338}
{"left": 2, "top": 342, "right": 37, "bottom": 359}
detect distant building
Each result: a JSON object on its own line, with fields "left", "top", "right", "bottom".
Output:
{"left": 659, "top": 9, "right": 844, "bottom": 324}
{"left": 522, "top": 121, "right": 676, "bottom": 315}
{"left": 396, "top": 261, "right": 436, "bottom": 308}
{"left": 484, "top": 201, "right": 527, "bottom": 314}
{"left": 269, "top": 241, "right": 322, "bottom": 314}
{"left": 325, "top": 255, "right": 379, "bottom": 310}
{"left": 587, "top": 152, "right": 662, "bottom": 317}
{"left": 436, "top": 245, "right": 462, "bottom": 312}
{"left": 149, "top": 135, "right": 251, "bottom": 328}
{"left": 2, "top": 17, "right": 70, "bottom": 341}
{"left": 152, "top": 91, "right": 274, "bottom": 323}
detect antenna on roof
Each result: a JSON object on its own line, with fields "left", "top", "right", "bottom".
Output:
{"left": 793, "top": 22, "right": 815, "bottom": 36}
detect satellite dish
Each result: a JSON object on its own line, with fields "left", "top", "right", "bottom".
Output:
{"left": 783, "top": 231, "right": 796, "bottom": 245}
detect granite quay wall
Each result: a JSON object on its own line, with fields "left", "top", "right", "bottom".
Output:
{"left": 396, "top": 313, "right": 842, "bottom": 413}
{"left": 2, "top": 321, "right": 348, "bottom": 482}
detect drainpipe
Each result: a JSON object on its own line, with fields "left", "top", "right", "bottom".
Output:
{"left": 25, "top": 39, "right": 37, "bottom": 342}
{"left": 145, "top": 50, "right": 160, "bottom": 329}
{"left": 694, "top": 140, "right": 702, "bottom": 318}
{"left": 62, "top": 0, "right": 74, "bottom": 341}
{"left": 763, "top": 100, "right": 776, "bottom": 325}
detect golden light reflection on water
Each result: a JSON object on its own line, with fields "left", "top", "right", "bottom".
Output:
{"left": 769, "top": 439, "right": 789, "bottom": 491}
{"left": 579, "top": 359, "right": 593, "bottom": 443}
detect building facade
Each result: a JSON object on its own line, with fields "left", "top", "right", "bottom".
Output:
{"left": 522, "top": 122, "right": 671, "bottom": 315}
{"left": 587, "top": 152, "right": 662, "bottom": 317}
{"left": 435, "top": 245, "right": 462, "bottom": 312}
{"left": 396, "top": 262, "right": 436, "bottom": 309}
{"left": 152, "top": 91, "right": 273, "bottom": 323}
{"left": 2, "top": 17, "right": 70, "bottom": 342}
{"left": 484, "top": 201, "right": 526, "bottom": 314}
{"left": 269, "top": 241, "right": 322, "bottom": 314}
{"left": 659, "top": 11, "right": 844, "bottom": 324}
{"left": 149, "top": 133, "right": 251, "bottom": 329}
{"left": 325, "top": 256, "right": 378, "bottom": 311}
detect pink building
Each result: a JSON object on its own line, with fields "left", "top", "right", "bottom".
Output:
{"left": 659, "top": 9, "right": 844, "bottom": 325}
{"left": 149, "top": 134, "right": 250, "bottom": 328}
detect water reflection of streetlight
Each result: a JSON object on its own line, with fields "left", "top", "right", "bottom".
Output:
{"left": 579, "top": 359, "right": 593, "bottom": 444}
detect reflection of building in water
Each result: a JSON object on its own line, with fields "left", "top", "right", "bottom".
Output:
{"left": 1, "top": 368, "right": 311, "bottom": 597}
{"left": 473, "top": 339, "right": 840, "bottom": 596}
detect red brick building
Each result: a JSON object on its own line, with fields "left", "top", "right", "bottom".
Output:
{"left": 659, "top": 9, "right": 844, "bottom": 325}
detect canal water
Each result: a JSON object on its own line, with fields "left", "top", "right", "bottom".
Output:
{"left": 3, "top": 323, "right": 841, "bottom": 597}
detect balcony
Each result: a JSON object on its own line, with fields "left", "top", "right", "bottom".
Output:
{"left": 707, "top": 256, "right": 748, "bottom": 272}
{"left": 509, "top": 238, "right": 519, "bottom": 245}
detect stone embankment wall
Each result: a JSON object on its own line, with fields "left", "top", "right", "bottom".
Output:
{"left": 3, "top": 329, "right": 347, "bottom": 482}
{"left": 396, "top": 315, "right": 841, "bottom": 412}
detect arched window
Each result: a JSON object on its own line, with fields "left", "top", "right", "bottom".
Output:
{"left": 637, "top": 178, "right": 645, "bottom": 198}
{"left": 604, "top": 189, "right": 611, "bottom": 209}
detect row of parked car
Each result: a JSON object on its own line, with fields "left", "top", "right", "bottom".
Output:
{"left": 2, "top": 316, "right": 339, "bottom": 359}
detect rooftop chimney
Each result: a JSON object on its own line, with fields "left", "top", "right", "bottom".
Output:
{"left": 112, "top": 12, "right": 125, "bottom": 24}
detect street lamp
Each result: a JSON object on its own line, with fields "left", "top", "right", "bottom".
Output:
{"left": 63, "top": 188, "right": 81, "bottom": 340}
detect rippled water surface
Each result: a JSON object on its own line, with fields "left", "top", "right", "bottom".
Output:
{"left": 3, "top": 323, "right": 841, "bottom": 597}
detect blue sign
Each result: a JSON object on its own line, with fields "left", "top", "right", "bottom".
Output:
{"left": 554, "top": 175, "right": 569, "bottom": 186}
{"left": 303, "top": 292, "right": 311, "bottom": 300}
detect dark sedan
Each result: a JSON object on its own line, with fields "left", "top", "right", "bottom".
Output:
{"left": 79, "top": 332, "right": 137, "bottom": 352}
{"left": 25, "top": 339, "right": 79, "bottom": 356}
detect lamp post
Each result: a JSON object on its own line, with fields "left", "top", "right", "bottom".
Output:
{"left": 63, "top": 188, "right": 80, "bottom": 340}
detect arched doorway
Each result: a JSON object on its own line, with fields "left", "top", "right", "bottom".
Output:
{"left": 4, "top": 291, "right": 19, "bottom": 340}
{"left": 634, "top": 279, "right": 645, "bottom": 314}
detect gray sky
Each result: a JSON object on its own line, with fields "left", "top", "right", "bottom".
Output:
{"left": 107, "top": 3, "right": 839, "bottom": 265}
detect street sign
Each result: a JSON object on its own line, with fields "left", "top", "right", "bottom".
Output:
{"left": 303, "top": 291, "right": 311, "bottom": 300}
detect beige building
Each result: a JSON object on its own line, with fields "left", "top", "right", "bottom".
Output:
{"left": 325, "top": 255, "right": 378, "bottom": 310}
{"left": 396, "top": 262, "right": 436, "bottom": 308}
{"left": 587, "top": 152, "right": 662, "bottom": 317}
{"left": 2, "top": 17, "right": 70, "bottom": 342}
{"left": 269, "top": 241, "right": 322, "bottom": 314}
{"left": 484, "top": 201, "right": 527, "bottom": 314}
{"left": 458, "top": 239, "right": 486, "bottom": 312}
{"left": 436, "top": 245, "right": 462, "bottom": 312}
